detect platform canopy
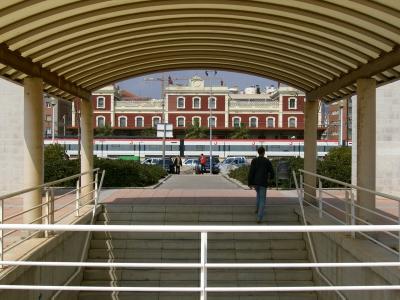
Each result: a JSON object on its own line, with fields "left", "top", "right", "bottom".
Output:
{"left": 0, "top": 0, "right": 399, "bottom": 102}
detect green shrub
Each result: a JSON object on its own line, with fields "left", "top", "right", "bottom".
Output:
{"left": 318, "top": 147, "right": 351, "bottom": 186}
{"left": 44, "top": 145, "right": 166, "bottom": 187}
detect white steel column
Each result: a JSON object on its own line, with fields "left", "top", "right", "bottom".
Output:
{"left": 23, "top": 77, "right": 43, "bottom": 224}
{"left": 356, "top": 79, "right": 376, "bottom": 221}
{"left": 304, "top": 100, "right": 318, "bottom": 202}
{"left": 80, "top": 98, "right": 94, "bottom": 204}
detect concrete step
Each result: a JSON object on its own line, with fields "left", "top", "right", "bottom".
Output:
{"left": 90, "top": 239, "right": 306, "bottom": 250}
{"left": 79, "top": 290, "right": 317, "bottom": 300}
{"left": 102, "top": 205, "right": 298, "bottom": 215}
{"left": 91, "top": 232, "right": 304, "bottom": 240}
{"left": 87, "top": 249, "right": 309, "bottom": 261}
{"left": 96, "top": 213, "right": 299, "bottom": 222}
{"left": 83, "top": 269, "right": 312, "bottom": 281}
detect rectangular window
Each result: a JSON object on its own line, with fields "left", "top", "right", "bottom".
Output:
{"left": 208, "top": 98, "right": 216, "bottom": 109}
{"left": 97, "top": 97, "right": 105, "bottom": 109}
{"left": 136, "top": 118, "right": 143, "bottom": 127}
{"left": 209, "top": 117, "right": 216, "bottom": 128}
{"left": 177, "top": 118, "right": 185, "bottom": 127}
{"left": 177, "top": 97, "right": 185, "bottom": 108}
{"left": 193, "top": 97, "right": 201, "bottom": 109}
{"left": 233, "top": 118, "right": 240, "bottom": 128}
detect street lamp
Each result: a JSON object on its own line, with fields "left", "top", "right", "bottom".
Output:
{"left": 206, "top": 70, "right": 217, "bottom": 175}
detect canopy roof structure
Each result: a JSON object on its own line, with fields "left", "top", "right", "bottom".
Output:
{"left": 0, "top": 0, "right": 399, "bottom": 102}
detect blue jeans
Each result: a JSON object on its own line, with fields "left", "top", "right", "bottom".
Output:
{"left": 255, "top": 186, "right": 267, "bottom": 221}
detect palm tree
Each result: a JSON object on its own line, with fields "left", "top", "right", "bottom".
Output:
{"left": 185, "top": 120, "right": 208, "bottom": 138}
{"left": 230, "top": 123, "right": 249, "bottom": 139}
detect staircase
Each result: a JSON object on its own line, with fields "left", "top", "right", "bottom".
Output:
{"left": 79, "top": 204, "right": 317, "bottom": 300}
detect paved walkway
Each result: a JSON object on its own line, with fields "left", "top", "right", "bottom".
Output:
{"left": 157, "top": 174, "right": 239, "bottom": 190}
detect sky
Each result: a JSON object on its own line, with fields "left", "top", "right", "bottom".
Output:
{"left": 117, "top": 69, "right": 277, "bottom": 99}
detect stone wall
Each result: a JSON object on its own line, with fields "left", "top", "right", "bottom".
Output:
{"left": 0, "top": 78, "right": 24, "bottom": 195}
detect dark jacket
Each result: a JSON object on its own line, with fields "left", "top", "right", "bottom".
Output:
{"left": 248, "top": 156, "right": 274, "bottom": 187}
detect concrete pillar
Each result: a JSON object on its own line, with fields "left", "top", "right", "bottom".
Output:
{"left": 304, "top": 100, "right": 318, "bottom": 202}
{"left": 80, "top": 98, "right": 94, "bottom": 204}
{"left": 23, "top": 77, "right": 43, "bottom": 224}
{"left": 356, "top": 79, "right": 376, "bottom": 220}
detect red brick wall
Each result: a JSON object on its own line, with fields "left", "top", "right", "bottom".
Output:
{"left": 282, "top": 114, "right": 304, "bottom": 128}
{"left": 93, "top": 95, "right": 112, "bottom": 111}
{"left": 282, "top": 96, "right": 305, "bottom": 112}
{"left": 228, "top": 114, "right": 279, "bottom": 128}
{"left": 168, "top": 95, "right": 225, "bottom": 111}
{"left": 114, "top": 113, "right": 162, "bottom": 128}
{"left": 168, "top": 113, "right": 226, "bottom": 128}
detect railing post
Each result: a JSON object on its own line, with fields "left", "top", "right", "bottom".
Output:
{"left": 350, "top": 190, "right": 356, "bottom": 239}
{"left": 398, "top": 201, "right": 400, "bottom": 261}
{"left": 300, "top": 174, "right": 304, "bottom": 203}
{"left": 318, "top": 179, "right": 323, "bottom": 218}
{"left": 94, "top": 171, "right": 99, "bottom": 208}
{"left": 0, "top": 199, "right": 3, "bottom": 268}
{"left": 344, "top": 190, "right": 351, "bottom": 236}
{"left": 44, "top": 188, "right": 50, "bottom": 238}
{"left": 50, "top": 187, "right": 55, "bottom": 225}
{"left": 76, "top": 179, "right": 80, "bottom": 217}
{"left": 200, "top": 232, "right": 207, "bottom": 300}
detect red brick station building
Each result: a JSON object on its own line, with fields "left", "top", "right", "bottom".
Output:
{"left": 71, "top": 76, "right": 325, "bottom": 139}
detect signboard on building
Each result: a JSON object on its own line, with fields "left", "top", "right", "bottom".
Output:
{"left": 157, "top": 123, "right": 173, "bottom": 138}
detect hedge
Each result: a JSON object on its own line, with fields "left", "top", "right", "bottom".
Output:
{"left": 44, "top": 144, "right": 166, "bottom": 187}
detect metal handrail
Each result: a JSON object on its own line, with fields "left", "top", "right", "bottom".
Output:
{"left": 0, "top": 223, "right": 398, "bottom": 298}
{"left": 299, "top": 169, "right": 400, "bottom": 202}
{"left": 292, "top": 171, "right": 347, "bottom": 300}
{"left": 0, "top": 168, "right": 100, "bottom": 201}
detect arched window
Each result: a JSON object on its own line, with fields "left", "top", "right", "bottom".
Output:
{"left": 135, "top": 116, "right": 144, "bottom": 127}
{"left": 208, "top": 116, "right": 217, "bottom": 128}
{"left": 118, "top": 116, "right": 127, "bottom": 127}
{"left": 288, "top": 117, "right": 297, "bottom": 128}
{"left": 152, "top": 116, "right": 161, "bottom": 128}
{"left": 177, "top": 116, "right": 185, "bottom": 127}
{"left": 192, "top": 97, "right": 201, "bottom": 109}
{"left": 208, "top": 97, "right": 216, "bottom": 109}
{"left": 249, "top": 117, "right": 258, "bottom": 128}
{"left": 267, "top": 117, "right": 275, "bottom": 128}
{"left": 289, "top": 97, "right": 297, "bottom": 109}
{"left": 96, "top": 96, "right": 105, "bottom": 109}
{"left": 177, "top": 97, "right": 185, "bottom": 108}
{"left": 232, "top": 117, "right": 241, "bottom": 128}
{"left": 192, "top": 117, "right": 201, "bottom": 126}
{"left": 96, "top": 116, "right": 105, "bottom": 127}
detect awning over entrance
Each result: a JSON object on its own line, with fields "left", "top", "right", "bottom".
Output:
{"left": 0, "top": 0, "right": 399, "bottom": 101}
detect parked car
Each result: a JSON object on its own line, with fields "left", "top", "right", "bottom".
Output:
{"left": 142, "top": 157, "right": 161, "bottom": 165}
{"left": 183, "top": 158, "right": 198, "bottom": 168}
{"left": 195, "top": 156, "right": 220, "bottom": 174}
{"left": 156, "top": 158, "right": 175, "bottom": 173}
{"left": 217, "top": 156, "right": 247, "bottom": 173}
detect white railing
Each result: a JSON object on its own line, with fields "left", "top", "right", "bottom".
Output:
{"left": 0, "top": 224, "right": 399, "bottom": 299}
{"left": 295, "top": 169, "right": 400, "bottom": 259}
{"left": 0, "top": 168, "right": 105, "bottom": 263}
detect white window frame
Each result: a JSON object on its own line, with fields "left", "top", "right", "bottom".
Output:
{"left": 288, "top": 97, "right": 297, "bottom": 110}
{"left": 135, "top": 116, "right": 144, "bottom": 127}
{"left": 177, "top": 96, "right": 185, "bottom": 109}
{"left": 208, "top": 97, "right": 216, "bottom": 109}
{"left": 152, "top": 116, "right": 161, "bottom": 128}
{"left": 232, "top": 117, "right": 241, "bottom": 128}
{"left": 192, "top": 116, "right": 201, "bottom": 126}
{"left": 118, "top": 116, "right": 128, "bottom": 127}
{"left": 288, "top": 117, "right": 297, "bottom": 128}
{"left": 176, "top": 116, "right": 186, "bottom": 127}
{"left": 96, "top": 116, "right": 105, "bottom": 127}
{"left": 208, "top": 116, "right": 217, "bottom": 128}
{"left": 249, "top": 116, "right": 258, "bottom": 128}
{"left": 192, "top": 97, "right": 201, "bottom": 109}
{"left": 96, "top": 96, "right": 105, "bottom": 109}
{"left": 267, "top": 117, "right": 275, "bottom": 128}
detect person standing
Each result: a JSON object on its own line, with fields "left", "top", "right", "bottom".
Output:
{"left": 174, "top": 155, "right": 182, "bottom": 174}
{"left": 248, "top": 146, "right": 274, "bottom": 224}
{"left": 199, "top": 153, "right": 207, "bottom": 174}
